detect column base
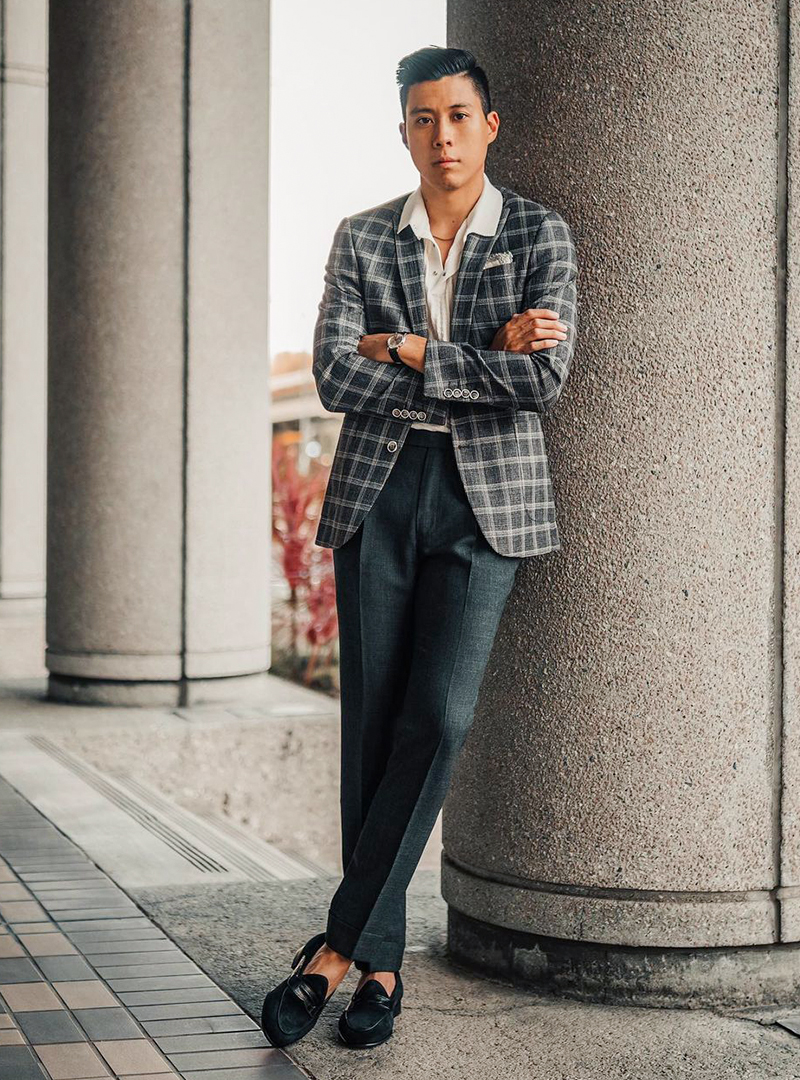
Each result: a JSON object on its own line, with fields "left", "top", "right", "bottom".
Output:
{"left": 446, "top": 906, "right": 800, "bottom": 1009}
{"left": 47, "top": 670, "right": 272, "bottom": 707}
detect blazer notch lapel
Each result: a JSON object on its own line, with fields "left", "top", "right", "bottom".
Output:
{"left": 394, "top": 226, "right": 427, "bottom": 336}
{"left": 450, "top": 200, "right": 513, "bottom": 341}
{"left": 393, "top": 194, "right": 513, "bottom": 341}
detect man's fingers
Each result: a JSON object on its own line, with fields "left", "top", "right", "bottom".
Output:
{"left": 513, "top": 309, "right": 567, "bottom": 330}
{"left": 529, "top": 326, "right": 567, "bottom": 340}
{"left": 530, "top": 339, "right": 560, "bottom": 351}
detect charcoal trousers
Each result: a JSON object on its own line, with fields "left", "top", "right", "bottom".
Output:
{"left": 324, "top": 426, "right": 522, "bottom": 973}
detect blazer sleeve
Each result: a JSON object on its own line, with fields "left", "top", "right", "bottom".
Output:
{"left": 421, "top": 210, "right": 578, "bottom": 413}
{"left": 312, "top": 215, "right": 427, "bottom": 417}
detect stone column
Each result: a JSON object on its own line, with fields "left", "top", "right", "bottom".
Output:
{"left": 46, "top": 0, "right": 270, "bottom": 705}
{"left": 442, "top": 0, "right": 800, "bottom": 1006}
{"left": 0, "top": 0, "right": 47, "bottom": 676}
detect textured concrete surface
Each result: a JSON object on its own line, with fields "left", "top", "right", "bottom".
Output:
{"left": 777, "top": 0, "right": 800, "bottom": 937}
{"left": 439, "top": 0, "right": 798, "bottom": 989}
{"left": 46, "top": 0, "right": 270, "bottom": 698}
{"left": 0, "top": 0, "right": 47, "bottom": 676}
{"left": 129, "top": 873, "right": 800, "bottom": 1080}
{"left": 0, "top": 678, "right": 799, "bottom": 1075}
{"left": 0, "top": 674, "right": 443, "bottom": 878}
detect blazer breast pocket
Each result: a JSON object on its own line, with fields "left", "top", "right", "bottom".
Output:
{"left": 475, "top": 261, "right": 523, "bottom": 325}
{"left": 483, "top": 250, "right": 514, "bottom": 270}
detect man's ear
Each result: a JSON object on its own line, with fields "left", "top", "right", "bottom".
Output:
{"left": 399, "top": 121, "right": 407, "bottom": 149}
{"left": 486, "top": 111, "right": 500, "bottom": 145}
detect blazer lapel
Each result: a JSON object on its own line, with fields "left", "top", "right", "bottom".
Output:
{"left": 393, "top": 190, "right": 513, "bottom": 340}
{"left": 449, "top": 195, "right": 512, "bottom": 341}
{"left": 394, "top": 223, "right": 428, "bottom": 336}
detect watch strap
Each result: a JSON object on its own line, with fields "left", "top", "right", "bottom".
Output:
{"left": 387, "top": 331, "right": 407, "bottom": 365}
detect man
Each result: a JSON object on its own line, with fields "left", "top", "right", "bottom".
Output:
{"left": 262, "top": 44, "right": 577, "bottom": 1050}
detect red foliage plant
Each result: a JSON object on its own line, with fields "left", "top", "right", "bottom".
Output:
{"left": 271, "top": 435, "right": 339, "bottom": 686}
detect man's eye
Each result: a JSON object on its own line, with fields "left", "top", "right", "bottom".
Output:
{"left": 416, "top": 114, "right": 468, "bottom": 124}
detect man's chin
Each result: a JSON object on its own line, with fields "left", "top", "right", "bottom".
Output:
{"left": 426, "top": 166, "right": 462, "bottom": 189}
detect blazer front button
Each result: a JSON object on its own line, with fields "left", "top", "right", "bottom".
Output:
{"left": 387, "top": 440, "right": 398, "bottom": 452}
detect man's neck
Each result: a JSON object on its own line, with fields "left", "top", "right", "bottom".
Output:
{"left": 419, "top": 169, "right": 485, "bottom": 238}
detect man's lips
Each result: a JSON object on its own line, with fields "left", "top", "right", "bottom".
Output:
{"left": 434, "top": 159, "right": 458, "bottom": 165}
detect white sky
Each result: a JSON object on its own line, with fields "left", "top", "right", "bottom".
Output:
{"left": 268, "top": 0, "right": 447, "bottom": 357}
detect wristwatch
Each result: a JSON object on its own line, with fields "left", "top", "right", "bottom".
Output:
{"left": 386, "top": 331, "right": 408, "bottom": 364}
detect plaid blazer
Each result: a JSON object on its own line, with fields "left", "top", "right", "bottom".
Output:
{"left": 311, "top": 180, "right": 578, "bottom": 558}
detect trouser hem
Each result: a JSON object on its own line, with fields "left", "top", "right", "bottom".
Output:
{"left": 326, "top": 908, "right": 404, "bottom": 973}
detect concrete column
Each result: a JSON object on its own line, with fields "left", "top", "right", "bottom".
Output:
{"left": 442, "top": 0, "right": 800, "bottom": 1005}
{"left": 0, "top": 0, "right": 47, "bottom": 676}
{"left": 46, "top": 0, "right": 270, "bottom": 705}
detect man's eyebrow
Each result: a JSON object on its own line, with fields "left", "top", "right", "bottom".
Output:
{"left": 409, "top": 103, "right": 472, "bottom": 115}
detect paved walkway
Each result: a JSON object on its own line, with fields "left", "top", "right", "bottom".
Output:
{"left": 2, "top": 676, "right": 800, "bottom": 1079}
{"left": 0, "top": 777, "right": 304, "bottom": 1080}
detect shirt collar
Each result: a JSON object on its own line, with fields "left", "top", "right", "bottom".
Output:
{"left": 396, "top": 171, "right": 503, "bottom": 241}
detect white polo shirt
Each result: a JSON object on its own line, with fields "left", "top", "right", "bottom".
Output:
{"left": 396, "top": 171, "right": 504, "bottom": 431}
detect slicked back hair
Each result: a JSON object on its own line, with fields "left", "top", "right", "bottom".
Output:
{"left": 396, "top": 46, "right": 492, "bottom": 122}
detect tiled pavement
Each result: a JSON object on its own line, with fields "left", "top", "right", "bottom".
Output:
{"left": 0, "top": 778, "right": 306, "bottom": 1080}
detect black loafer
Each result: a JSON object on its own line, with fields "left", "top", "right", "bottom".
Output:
{"left": 261, "top": 932, "right": 335, "bottom": 1047}
{"left": 337, "top": 970, "right": 403, "bottom": 1048}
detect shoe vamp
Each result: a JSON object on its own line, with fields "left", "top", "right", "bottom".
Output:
{"left": 346, "top": 1002, "right": 390, "bottom": 1031}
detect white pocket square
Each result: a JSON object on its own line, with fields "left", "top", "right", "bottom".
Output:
{"left": 483, "top": 250, "right": 513, "bottom": 269}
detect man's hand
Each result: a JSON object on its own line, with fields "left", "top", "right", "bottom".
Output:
{"left": 490, "top": 309, "right": 568, "bottom": 353}
{"left": 356, "top": 333, "right": 393, "bottom": 363}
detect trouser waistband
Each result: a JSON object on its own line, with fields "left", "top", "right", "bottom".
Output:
{"left": 402, "top": 428, "right": 452, "bottom": 449}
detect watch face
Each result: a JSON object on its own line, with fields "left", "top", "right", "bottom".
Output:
{"left": 387, "top": 333, "right": 402, "bottom": 348}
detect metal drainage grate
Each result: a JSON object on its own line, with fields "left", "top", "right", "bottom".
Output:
{"left": 27, "top": 735, "right": 327, "bottom": 882}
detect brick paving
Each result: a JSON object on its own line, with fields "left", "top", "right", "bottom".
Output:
{"left": 0, "top": 778, "right": 304, "bottom": 1080}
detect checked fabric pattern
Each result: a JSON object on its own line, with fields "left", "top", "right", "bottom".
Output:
{"left": 312, "top": 181, "right": 578, "bottom": 558}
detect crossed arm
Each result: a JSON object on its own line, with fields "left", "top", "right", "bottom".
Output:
{"left": 312, "top": 210, "right": 578, "bottom": 418}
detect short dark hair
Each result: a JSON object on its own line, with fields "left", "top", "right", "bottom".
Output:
{"left": 396, "top": 46, "right": 492, "bottom": 122}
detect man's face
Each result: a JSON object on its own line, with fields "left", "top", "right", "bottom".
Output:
{"left": 400, "top": 73, "right": 499, "bottom": 191}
